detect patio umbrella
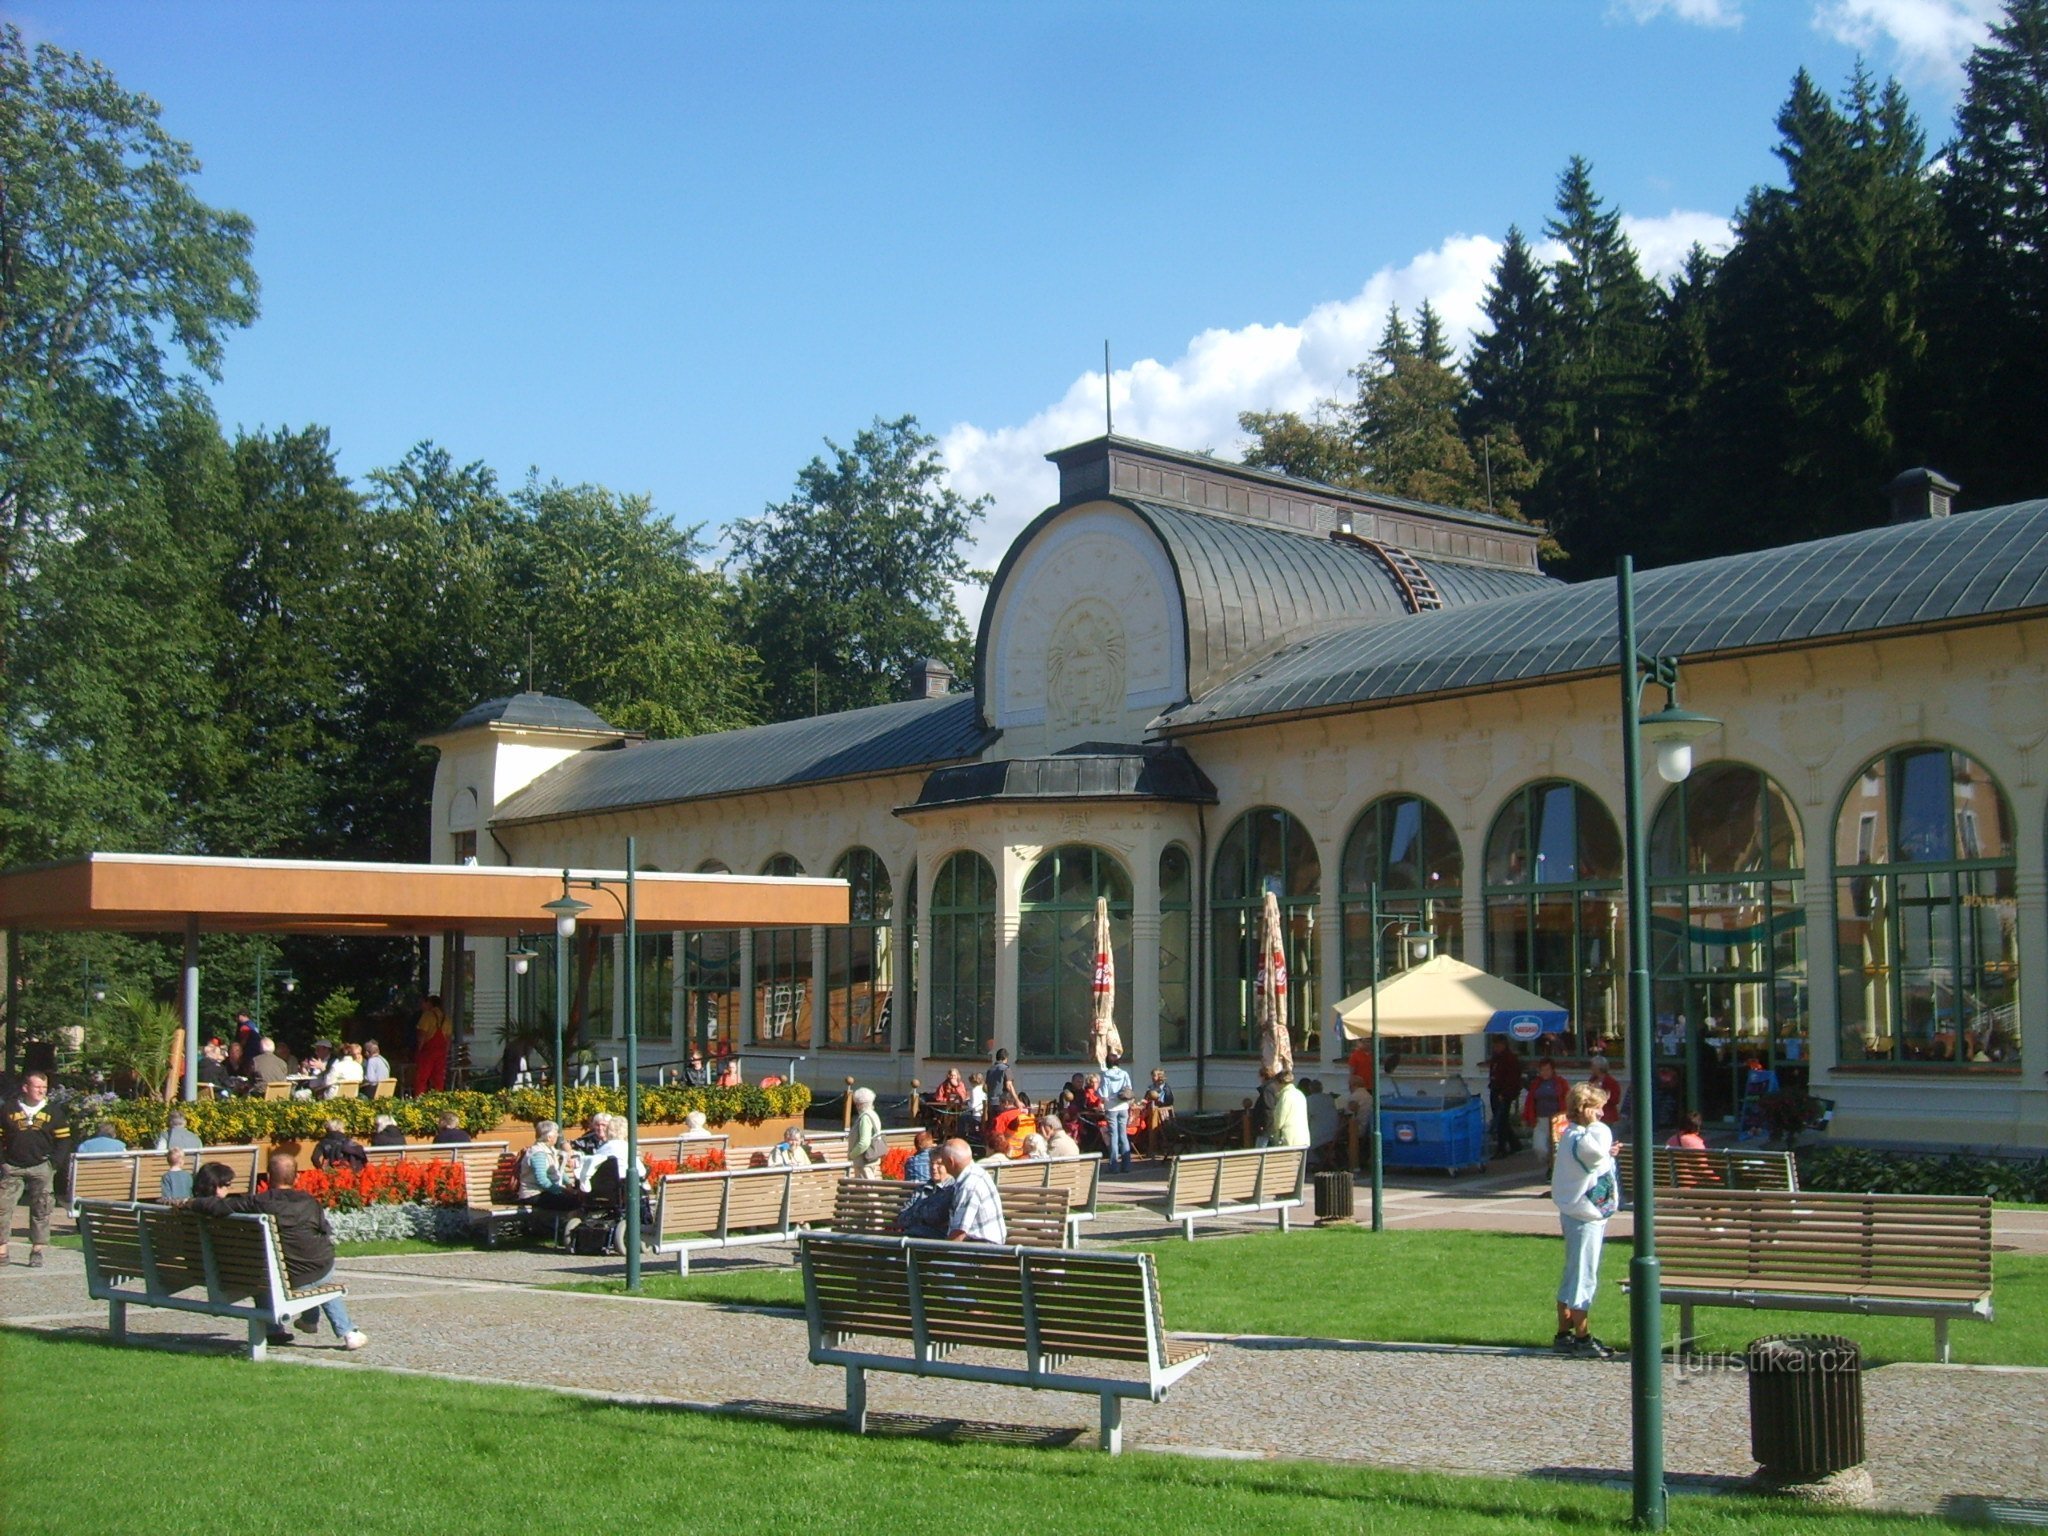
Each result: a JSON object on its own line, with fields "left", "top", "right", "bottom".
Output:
{"left": 1255, "top": 887, "right": 1292, "bottom": 1076}
{"left": 1330, "top": 954, "right": 1568, "bottom": 1039}
{"left": 1089, "top": 895, "right": 1123, "bottom": 1066}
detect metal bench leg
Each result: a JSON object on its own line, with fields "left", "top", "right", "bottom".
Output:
{"left": 676, "top": 1249, "right": 690, "bottom": 1277}
{"left": 1278, "top": 1207, "right": 1290, "bottom": 1234}
{"left": 1099, "top": 1394, "right": 1122, "bottom": 1454}
{"left": 845, "top": 1365, "right": 867, "bottom": 1433}
{"left": 1935, "top": 1317, "right": 1950, "bottom": 1364}
{"left": 108, "top": 1300, "right": 126, "bottom": 1343}
{"left": 1678, "top": 1304, "right": 1695, "bottom": 1351}
{"left": 1181, "top": 1217, "right": 1195, "bottom": 1241}
{"left": 247, "top": 1319, "right": 267, "bottom": 1360}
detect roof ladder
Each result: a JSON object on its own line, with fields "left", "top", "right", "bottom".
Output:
{"left": 1336, "top": 531, "right": 1443, "bottom": 614}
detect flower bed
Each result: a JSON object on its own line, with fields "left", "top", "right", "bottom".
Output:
{"left": 329, "top": 1203, "right": 474, "bottom": 1244}
{"left": 645, "top": 1149, "right": 726, "bottom": 1180}
{"left": 91, "top": 1081, "right": 810, "bottom": 1149}
{"left": 879, "top": 1146, "right": 913, "bottom": 1180}
{"left": 296, "top": 1160, "right": 467, "bottom": 1211}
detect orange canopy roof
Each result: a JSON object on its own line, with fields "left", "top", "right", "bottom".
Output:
{"left": 0, "top": 854, "right": 848, "bottom": 937}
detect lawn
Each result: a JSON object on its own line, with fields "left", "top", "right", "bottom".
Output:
{"left": 557, "top": 1227, "right": 2046, "bottom": 1368}
{"left": 0, "top": 1330, "right": 1958, "bottom": 1536}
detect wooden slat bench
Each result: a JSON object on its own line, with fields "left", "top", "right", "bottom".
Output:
{"left": 359, "top": 1141, "right": 518, "bottom": 1238}
{"left": 635, "top": 1133, "right": 731, "bottom": 1168}
{"left": 1159, "top": 1146, "right": 1307, "bottom": 1239}
{"left": 829, "top": 1178, "right": 1073, "bottom": 1247}
{"left": 650, "top": 1161, "right": 848, "bottom": 1273}
{"left": 1615, "top": 1143, "right": 1798, "bottom": 1192}
{"left": 987, "top": 1154, "right": 1102, "bottom": 1242}
{"left": 77, "top": 1199, "right": 346, "bottom": 1359}
{"left": 69, "top": 1145, "right": 264, "bottom": 1213}
{"left": 1648, "top": 1189, "right": 1994, "bottom": 1362}
{"left": 799, "top": 1231, "right": 1209, "bottom": 1453}
{"left": 800, "top": 1126, "right": 922, "bottom": 1165}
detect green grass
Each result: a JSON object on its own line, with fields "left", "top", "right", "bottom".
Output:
{"left": 0, "top": 1330, "right": 1957, "bottom": 1535}
{"left": 557, "top": 1228, "right": 2047, "bottom": 1368}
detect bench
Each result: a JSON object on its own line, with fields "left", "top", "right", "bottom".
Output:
{"left": 650, "top": 1161, "right": 848, "bottom": 1274}
{"left": 1650, "top": 1189, "right": 1994, "bottom": 1362}
{"left": 987, "top": 1154, "right": 1102, "bottom": 1242}
{"left": 829, "top": 1178, "right": 1073, "bottom": 1248}
{"left": 1159, "top": 1146, "right": 1307, "bottom": 1239}
{"left": 634, "top": 1133, "right": 731, "bottom": 1169}
{"left": 802, "top": 1126, "right": 922, "bottom": 1165}
{"left": 799, "top": 1231, "right": 1209, "bottom": 1453}
{"left": 358, "top": 1141, "right": 518, "bottom": 1238}
{"left": 1616, "top": 1142, "right": 1797, "bottom": 1191}
{"left": 77, "top": 1199, "right": 347, "bottom": 1359}
{"left": 69, "top": 1145, "right": 264, "bottom": 1214}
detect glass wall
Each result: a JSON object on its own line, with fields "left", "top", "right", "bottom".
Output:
{"left": 1211, "top": 807, "right": 1322, "bottom": 1058}
{"left": 681, "top": 859, "right": 740, "bottom": 1056}
{"left": 753, "top": 853, "right": 811, "bottom": 1047}
{"left": 824, "top": 847, "right": 894, "bottom": 1050}
{"left": 1018, "top": 845, "right": 1133, "bottom": 1060}
{"left": 1835, "top": 747, "right": 2019, "bottom": 1068}
{"left": 1483, "top": 780, "right": 1623, "bottom": 1059}
{"left": 1649, "top": 763, "right": 1807, "bottom": 1124}
{"left": 1341, "top": 794, "right": 1463, "bottom": 1061}
{"left": 1158, "top": 844, "right": 1194, "bottom": 1058}
{"left": 929, "top": 851, "right": 996, "bottom": 1057}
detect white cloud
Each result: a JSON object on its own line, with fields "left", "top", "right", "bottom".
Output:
{"left": 1611, "top": 0, "right": 1745, "bottom": 27}
{"left": 940, "top": 212, "right": 1728, "bottom": 623}
{"left": 1811, "top": 0, "right": 1999, "bottom": 85}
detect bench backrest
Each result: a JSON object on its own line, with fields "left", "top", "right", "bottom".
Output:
{"left": 70, "top": 1145, "right": 264, "bottom": 1210}
{"left": 636, "top": 1133, "right": 731, "bottom": 1168}
{"left": 828, "top": 1179, "right": 1072, "bottom": 1247}
{"left": 1659, "top": 1189, "right": 1993, "bottom": 1298}
{"left": 831, "top": 1179, "right": 909, "bottom": 1234}
{"left": 653, "top": 1161, "right": 852, "bottom": 1245}
{"left": 800, "top": 1231, "right": 1166, "bottom": 1371}
{"left": 1164, "top": 1146, "right": 1306, "bottom": 1213}
{"left": 355, "top": 1141, "right": 511, "bottom": 1212}
{"left": 988, "top": 1154, "right": 1101, "bottom": 1213}
{"left": 1616, "top": 1143, "right": 1798, "bottom": 1191}
{"left": 78, "top": 1200, "right": 288, "bottom": 1312}
{"left": 804, "top": 1126, "right": 920, "bottom": 1164}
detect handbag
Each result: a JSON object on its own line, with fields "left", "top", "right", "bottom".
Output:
{"left": 1571, "top": 1129, "right": 1620, "bottom": 1218}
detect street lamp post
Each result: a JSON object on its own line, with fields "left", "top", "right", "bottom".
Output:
{"left": 542, "top": 839, "right": 642, "bottom": 1291}
{"left": 1364, "top": 883, "right": 1432, "bottom": 1233}
{"left": 1617, "top": 554, "right": 1719, "bottom": 1532}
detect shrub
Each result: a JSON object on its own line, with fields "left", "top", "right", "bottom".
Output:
{"left": 1797, "top": 1145, "right": 2048, "bottom": 1203}
{"left": 328, "top": 1203, "right": 473, "bottom": 1244}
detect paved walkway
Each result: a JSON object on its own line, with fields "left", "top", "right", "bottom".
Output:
{"left": 3, "top": 1230, "right": 2042, "bottom": 1514}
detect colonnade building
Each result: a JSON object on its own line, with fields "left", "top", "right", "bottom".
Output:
{"left": 427, "top": 435, "right": 2048, "bottom": 1149}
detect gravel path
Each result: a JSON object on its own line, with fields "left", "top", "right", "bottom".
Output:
{"left": 4, "top": 1243, "right": 2041, "bottom": 1514}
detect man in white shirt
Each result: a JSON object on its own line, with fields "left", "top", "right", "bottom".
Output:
{"left": 939, "top": 1139, "right": 1006, "bottom": 1244}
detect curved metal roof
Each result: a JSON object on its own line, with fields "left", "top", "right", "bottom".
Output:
{"left": 491, "top": 694, "right": 993, "bottom": 827}
{"left": 1154, "top": 498, "right": 2048, "bottom": 733}
{"left": 438, "top": 692, "right": 623, "bottom": 736}
{"left": 902, "top": 743, "right": 1217, "bottom": 815}
{"left": 973, "top": 495, "right": 1557, "bottom": 711}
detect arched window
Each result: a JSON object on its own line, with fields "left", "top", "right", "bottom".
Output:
{"left": 1212, "top": 808, "right": 1321, "bottom": 1058}
{"left": 1158, "top": 845, "right": 1193, "bottom": 1058}
{"left": 825, "top": 848, "right": 894, "bottom": 1051}
{"left": 1483, "top": 780, "right": 1622, "bottom": 1059}
{"left": 1836, "top": 747, "right": 2018, "bottom": 1068}
{"left": 930, "top": 852, "right": 996, "bottom": 1057}
{"left": 754, "top": 854, "right": 811, "bottom": 1047}
{"left": 1649, "top": 764, "right": 1807, "bottom": 1124}
{"left": 1341, "top": 795, "right": 1463, "bottom": 1060}
{"left": 681, "top": 859, "right": 739, "bottom": 1055}
{"left": 1019, "top": 845, "right": 1132, "bottom": 1060}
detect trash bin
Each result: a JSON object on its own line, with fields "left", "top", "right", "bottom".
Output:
{"left": 1747, "top": 1335, "right": 1865, "bottom": 1479}
{"left": 1314, "top": 1170, "right": 1355, "bottom": 1223}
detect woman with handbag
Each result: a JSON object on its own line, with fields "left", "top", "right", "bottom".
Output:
{"left": 1551, "top": 1081, "right": 1618, "bottom": 1359}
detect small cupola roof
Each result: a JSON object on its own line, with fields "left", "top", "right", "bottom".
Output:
{"left": 435, "top": 692, "right": 627, "bottom": 737}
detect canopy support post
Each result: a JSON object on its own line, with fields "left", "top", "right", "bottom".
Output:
{"left": 182, "top": 916, "right": 201, "bottom": 1102}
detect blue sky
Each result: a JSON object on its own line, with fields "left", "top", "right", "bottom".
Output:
{"left": 15, "top": 0, "right": 2003, "bottom": 597}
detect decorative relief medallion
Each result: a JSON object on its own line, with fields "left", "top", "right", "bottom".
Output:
{"left": 1046, "top": 598, "right": 1127, "bottom": 732}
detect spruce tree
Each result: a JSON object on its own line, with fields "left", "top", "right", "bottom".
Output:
{"left": 1463, "top": 225, "right": 1555, "bottom": 448}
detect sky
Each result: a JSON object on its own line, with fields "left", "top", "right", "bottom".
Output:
{"left": 12, "top": 0, "right": 2007, "bottom": 619}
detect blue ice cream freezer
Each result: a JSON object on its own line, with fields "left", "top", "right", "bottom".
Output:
{"left": 1377, "top": 1079, "right": 1486, "bottom": 1174}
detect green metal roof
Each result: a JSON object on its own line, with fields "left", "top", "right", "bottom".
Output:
{"left": 1155, "top": 498, "right": 2048, "bottom": 733}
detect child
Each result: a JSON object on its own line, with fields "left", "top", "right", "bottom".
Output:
{"left": 159, "top": 1146, "right": 194, "bottom": 1201}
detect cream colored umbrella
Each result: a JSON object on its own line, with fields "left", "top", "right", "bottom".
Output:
{"left": 1331, "top": 954, "right": 1568, "bottom": 1039}
{"left": 1255, "top": 887, "right": 1293, "bottom": 1076}
{"left": 1089, "top": 895, "right": 1123, "bottom": 1066}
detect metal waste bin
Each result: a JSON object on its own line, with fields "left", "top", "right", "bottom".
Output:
{"left": 1314, "top": 1170, "right": 1355, "bottom": 1223}
{"left": 1747, "top": 1335, "right": 1865, "bottom": 1479}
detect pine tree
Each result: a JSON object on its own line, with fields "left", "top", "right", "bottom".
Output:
{"left": 1415, "top": 300, "right": 1454, "bottom": 367}
{"left": 1940, "top": 0, "right": 2048, "bottom": 504}
{"left": 1463, "top": 225, "right": 1555, "bottom": 447}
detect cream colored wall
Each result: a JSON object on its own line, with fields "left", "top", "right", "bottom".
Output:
{"left": 1182, "top": 619, "right": 2048, "bottom": 1144}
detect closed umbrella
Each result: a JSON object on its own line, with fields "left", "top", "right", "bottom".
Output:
{"left": 1256, "top": 887, "right": 1293, "bottom": 1076}
{"left": 1089, "top": 895, "right": 1123, "bottom": 1066}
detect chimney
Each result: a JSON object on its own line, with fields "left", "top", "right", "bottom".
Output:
{"left": 909, "top": 657, "right": 955, "bottom": 699}
{"left": 1884, "top": 467, "right": 1959, "bottom": 524}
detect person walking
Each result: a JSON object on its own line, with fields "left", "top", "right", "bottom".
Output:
{"left": 413, "top": 994, "right": 451, "bottom": 1094}
{"left": 847, "top": 1086, "right": 884, "bottom": 1179}
{"left": 1522, "top": 1057, "right": 1567, "bottom": 1177}
{"left": 1550, "top": 1082, "right": 1618, "bottom": 1358}
{"left": 0, "top": 1073, "right": 70, "bottom": 1268}
{"left": 1486, "top": 1036, "right": 1524, "bottom": 1157}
